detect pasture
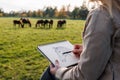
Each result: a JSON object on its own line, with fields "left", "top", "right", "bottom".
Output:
{"left": 0, "top": 17, "right": 85, "bottom": 80}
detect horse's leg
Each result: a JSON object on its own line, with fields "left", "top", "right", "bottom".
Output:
{"left": 21, "top": 24, "right": 24, "bottom": 28}
{"left": 60, "top": 24, "right": 62, "bottom": 28}
{"left": 41, "top": 23, "right": 44, "bottom": 28}
{"left": 39, "top": 23, "right": 41, "bottom": 27}
{"left": 29, "top": 23, "right": 31, "bottom": 27}
{"left": 35, "top": 23, "right": 37, "bottom": 28}
{"left": 57, "top": 24, "right": 59, "bottom": 28}
{"left": 49, "top": 23, "right": 50, "bottom": 28}
{"left": 43, "top": 23, "right": 45, "bottom": 28}
{"left": 50, "top": 23, "right": 52, "bottom": 28}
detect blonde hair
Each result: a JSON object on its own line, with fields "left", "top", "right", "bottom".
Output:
{"left": 87, "top": 0, "right": 120, "bottom": 17}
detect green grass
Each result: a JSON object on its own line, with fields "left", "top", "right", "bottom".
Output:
{"left": 0, "top": 17, "right": 85, "bottom": 80}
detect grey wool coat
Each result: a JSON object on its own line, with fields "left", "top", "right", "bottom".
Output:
{"left": 55, "top": 5, "right": 120, "bottom": 80}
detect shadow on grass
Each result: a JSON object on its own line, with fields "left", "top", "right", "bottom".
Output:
{"left": 33, "top": 27, "right": 53, "bottom": 30}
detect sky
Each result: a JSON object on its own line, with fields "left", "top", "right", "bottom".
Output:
{"left": 0, "top": 0, "right": 84, "bottom": 13}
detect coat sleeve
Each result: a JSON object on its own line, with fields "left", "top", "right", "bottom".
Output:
{"left": 55, "top": 8, "right": 114, "bottom": 80}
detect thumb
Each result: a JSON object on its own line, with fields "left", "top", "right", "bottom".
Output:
{"left": 55, "top": 60, "right": 60, "bottom": 68}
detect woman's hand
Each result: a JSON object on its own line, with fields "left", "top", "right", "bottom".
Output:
{"left": 72, "top": 44, "right": 83, "bottom": 58}
{"left": 50, "top": 60, "right": 60, "bottom": 75}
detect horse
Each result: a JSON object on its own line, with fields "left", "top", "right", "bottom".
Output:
{"left": 35, "top": 19, "right": 44, "bottom": 28}
{"left": 49, "top": 19, "right": 53, "bottom": 28}
{"left": 57, "top": 20, "right": 66, "bottom": 28}
{"left": 20, "top": 18, "right": 31, "bottom": 27}
{"left": 35, "top": 19, "right": 53, "bottom": 28}
{"left": 13, "top": 20, "right": 24, "bottom": 28}
{"left": 43, "top": 19, "right": 49, "bottom": 28}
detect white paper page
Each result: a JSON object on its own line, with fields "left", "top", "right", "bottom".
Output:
{"left": 38, "top": 41, "right": 79, "bottom": 67}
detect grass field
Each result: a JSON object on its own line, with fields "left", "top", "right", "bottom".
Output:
{"left": 0, "top": 17, "right": 85, "bottom": 80}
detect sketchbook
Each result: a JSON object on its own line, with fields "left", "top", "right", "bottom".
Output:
{"left": 37, "top": 40, "right": 79, "bottom": 67}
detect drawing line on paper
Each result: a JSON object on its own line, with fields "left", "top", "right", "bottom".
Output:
{"left": 53, "top": 46, "right": 73, "bottom": 62}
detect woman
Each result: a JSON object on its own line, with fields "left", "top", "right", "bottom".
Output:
{"left": 50, "top": 0, "right": 120, "bottom": 80}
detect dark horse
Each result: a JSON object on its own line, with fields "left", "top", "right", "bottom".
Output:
{"left": 49, "top": 19, "right": 53, "bottom": 28}
{"left": 13, "top": 20, "right": 24, "bottom": 28}
{"left": 57, "top": 20, "right": 66, "bottom": 28}
{"left": 35, "top": 19, "right": 44, "bottom": 28}
{"left": 35, "top": 19, "right": 53, "bottom": 28}
{"left": 20, "top": 18, "right": 31, "bottom": 27}
{"left": 43, "top": 19, "right": 49, "bottom": 28}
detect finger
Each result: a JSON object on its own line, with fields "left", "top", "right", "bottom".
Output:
{"left": 50, "top": 63, "right": 54, "bottom": 68}
{"left": 55, "top": 60, "right": 59, "bottom": 66}
{"left": 51, "top": 63, "right": 55, "bottom": 67}
{"left": 74, "top": 44, "right": 81, "bottom": 49}
{"left": 55, "top": 60, "right": 60, "bottom": 68}
{"left": 73, "top": 49, "right": 80, "bottom": 54}
{"left": 50, "top": 64, "right": 55, "bottom": 75}
{"left": 55, "top": 60, "right": 59, "bottom": 64}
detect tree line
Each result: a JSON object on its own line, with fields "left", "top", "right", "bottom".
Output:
{"left": 0, "top": 4, "right": 89, "bottom": 20}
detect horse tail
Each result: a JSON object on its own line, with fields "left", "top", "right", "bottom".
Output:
{"left": 35, "top": 23, "right": 37, "bottom": 28}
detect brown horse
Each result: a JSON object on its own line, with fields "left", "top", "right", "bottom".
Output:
{"left": 49, "top": 19, "right": 53, "bottom": 28}
{"left": 43, "top": 19, "right": 49, "bottom": 28}
{"left": 35, "top": 19, "right": 44, "bottom": 28}
{"left": 20, "top": 18, "right": 31, "bottom": 27}
{"left": 35, "top": 19, "right": 53, "bottom": 28}
{"left": 13, "top": 20, "right": 24, "bottom": 28}
{"left": 57, "top": 20, "right": 66, "bottom": 28}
